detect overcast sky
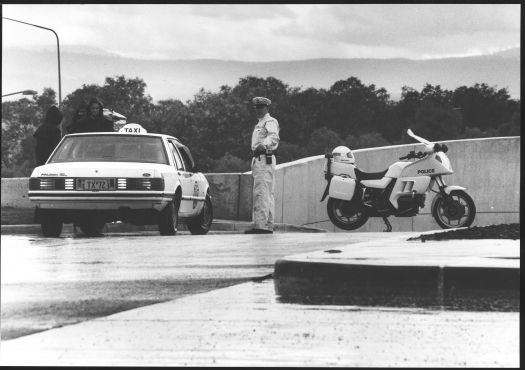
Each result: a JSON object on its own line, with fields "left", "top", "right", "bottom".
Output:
{"left": 2, "top": 4, "right": 520, "bottom": 61}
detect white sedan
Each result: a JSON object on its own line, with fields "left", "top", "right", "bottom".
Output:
{"left": 28, "top": 123, "right": 213, "bottom": 237}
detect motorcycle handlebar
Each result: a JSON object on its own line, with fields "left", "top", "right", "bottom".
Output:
{"left": 399, "top": 150, "right": 415, "bottom": 160}
{"left": 399, "top": 150, "right": 426, "bottom": 160}
{"left": 402, "top": 143, "right": 448, "bottom": 157}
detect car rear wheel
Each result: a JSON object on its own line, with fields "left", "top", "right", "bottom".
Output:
{"left": 41, "top": 213, "right": 63, "bottom": 237}
{"left": 186, "top": 193, "right": 213, "bottom": 235}
{"left": 159, "top": 195, "right": 180, "bottom": 236}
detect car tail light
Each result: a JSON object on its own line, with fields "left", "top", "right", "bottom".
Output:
{"left": 137, "top": 179, "right": 153, "bottom": 190}
{"left": 29, "top": 178, "right": 40, "bottom": 190}
{"left": 28, "top": 178, "right": 75, "bottom": 190}
{"left": 40, "top": 178, "right": 57, "bottom": 189}
{"left": 64, "top": 178, "right": 75, "bottom": 190}
{"left": 154, "top": 178, "right": 165, "bottom": 190}
{"left": 117, "top": 178, "right": 127, "bottom": 190}
{"left": 116, "top": 178, "right": 164, "bottom": 190}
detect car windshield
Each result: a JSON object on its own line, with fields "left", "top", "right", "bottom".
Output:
{"left": 49, "top": 135, "right": 169, "bottom": 164}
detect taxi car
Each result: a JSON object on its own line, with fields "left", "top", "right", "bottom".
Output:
{"left": 28, "top": 123, "right": 213, "bottom": 237}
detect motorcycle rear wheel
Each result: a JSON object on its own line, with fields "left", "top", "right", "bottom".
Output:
{"left": 432, "top": 190, "right": 476, "bottom": 229}
{"left": 327, "top": 197, "right": 369, "bottom": 230}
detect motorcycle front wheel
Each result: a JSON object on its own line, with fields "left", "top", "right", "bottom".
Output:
{"left": 432, "top": 190, "right": 476, "bottom": 229}
{"left": 327, "top": 197, "right": 369, "bottom": 230}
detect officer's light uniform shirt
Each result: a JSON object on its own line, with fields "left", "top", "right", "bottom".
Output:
{"left": 251, "top": 113, "right": 280, "bottom": 151}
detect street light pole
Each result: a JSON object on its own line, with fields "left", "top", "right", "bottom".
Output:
{"left": 2, "top": 89, "right": 38, "bottom": 98}
{"left": 3, "top": 17, "right": 62, "bottom": 108}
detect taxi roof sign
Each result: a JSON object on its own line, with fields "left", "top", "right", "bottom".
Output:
{"left": 119, "top": 123, "right": 147, "bottom": 134}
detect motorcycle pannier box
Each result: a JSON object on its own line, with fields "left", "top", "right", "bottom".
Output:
{"left": 329, "top": 161, "right": 355, "bottom": 177}
{"left": 329, "top": 176, "right": 356, "bottom": 201}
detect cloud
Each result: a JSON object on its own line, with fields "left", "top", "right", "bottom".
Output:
{"left": 2, "top": 4, "right": 521, "bottom": 61}
{"left": 186, "top": 4, "right": 296, "bottom": 21}
{"left": 278, "top": 4, "right": 520, "bottom": 57}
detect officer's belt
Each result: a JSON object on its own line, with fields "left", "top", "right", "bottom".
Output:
{"left": 252, "top": 150, "right": 277, "bottom": 158}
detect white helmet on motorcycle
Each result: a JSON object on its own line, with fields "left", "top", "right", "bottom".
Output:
{"left": 332, "top": 146, "right": 355, "bottom": 164}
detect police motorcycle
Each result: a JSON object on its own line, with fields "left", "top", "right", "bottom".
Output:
{"left": 321, "top": 129, "right": 476, "bottom": 231}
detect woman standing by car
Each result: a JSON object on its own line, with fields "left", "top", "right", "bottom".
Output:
{"left": 66, "top": 101, "right": 87, "bottom": 134}
{"left": 68, "top": 98, "right": 114, "bottom": 133}
{"left": 34, "top": 106, "right": 63, "bottom": 166}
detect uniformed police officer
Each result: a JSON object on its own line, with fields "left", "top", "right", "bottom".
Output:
{"left": 245, "top": 97, "right": 280, "bottom": 234}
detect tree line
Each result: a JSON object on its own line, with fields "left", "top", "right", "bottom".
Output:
{"left": 1, "top": 75, "right": 520, "bottom": 177}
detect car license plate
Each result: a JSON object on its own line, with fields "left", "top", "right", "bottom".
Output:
{"left": 77, "top": 178, "right": 115, "bottom": 190}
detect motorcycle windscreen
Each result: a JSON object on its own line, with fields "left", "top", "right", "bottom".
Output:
{"left": 328, "top": 176, "right": 356, "bottom": 201}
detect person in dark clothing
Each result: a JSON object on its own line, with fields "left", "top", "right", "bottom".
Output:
{"left": 66, "top": 101, "right": 87, "bottom": 134}
{"left": 68, "top": 98, "right": 113, "bottom": 133}
{"left": 34, "top": 106, "right": 63, "bottom": 166}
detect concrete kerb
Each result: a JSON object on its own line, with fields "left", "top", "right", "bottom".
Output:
{"left": 273, "top": 234, "right": 520, "bottom": 311}
{"left": 0, "top": 220, "right": 327, "bottom": 235}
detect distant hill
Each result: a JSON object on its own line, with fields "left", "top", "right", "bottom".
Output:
{"left": 487, "top": 47, "right": 520, "bottom": 59}
{"left": 2, "top": 47, "right": 520, "bottom": 102}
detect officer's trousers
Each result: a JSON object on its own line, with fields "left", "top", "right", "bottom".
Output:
{"left": 251, "top": 154, "right": 276, "bottom": 230}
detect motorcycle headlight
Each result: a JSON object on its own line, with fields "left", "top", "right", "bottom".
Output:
{"left": 436, "top": 154, "right": 452, "bottom": 171}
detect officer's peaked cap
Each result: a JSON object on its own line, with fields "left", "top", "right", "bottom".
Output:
{"left": 252, "top": 97, "right": 271, "bottom": 106}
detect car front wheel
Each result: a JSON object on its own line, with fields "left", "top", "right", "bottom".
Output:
{"left": 186, "top": 194, "right": 213, "bottom": 235}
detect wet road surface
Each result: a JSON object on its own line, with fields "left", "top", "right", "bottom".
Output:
{"left": 0, "top": 280, "right": 518, "bottom": 366}
{"left": 0, "top": 231, "right": 518, "bottom": 366}
{"left": 1, "top": 231, "right": 391, "bottom": 340}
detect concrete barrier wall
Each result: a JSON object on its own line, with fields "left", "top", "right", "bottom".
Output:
{"left": 274, "top": 136, "right": 520, "bottom": 231}
{"left": 1, "top": 177, "right": 31, "bottom": 208}
{"left": 1, "top": 137, "right": 519, "bottom": 231}
{"left": 206, "top": 174, "right": 253, "bottom": 221}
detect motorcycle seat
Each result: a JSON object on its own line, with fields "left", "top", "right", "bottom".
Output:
{"left": 354, "top": 168, "right": 388, "bottom": 181}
